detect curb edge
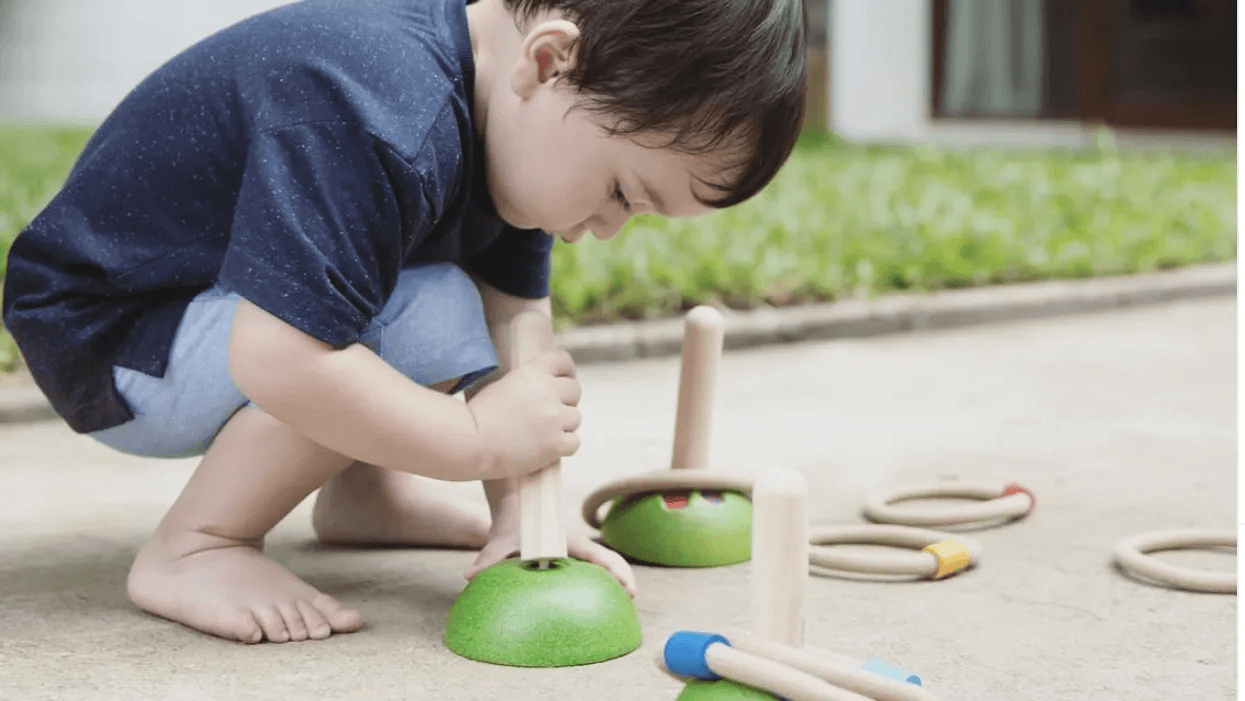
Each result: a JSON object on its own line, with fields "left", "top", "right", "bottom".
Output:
{"left": 0, "top": 262, "right": 1235, "bottom": 425}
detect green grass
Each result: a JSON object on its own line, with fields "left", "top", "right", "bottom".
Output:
{"left": 0, "top": 124, "right": 93, "bottom": 276}
{"left": 0, "top": 123, "right": 94, "bottom": 372}
{"left": 0, "top": 124, "right": 1237, "bottom": 372}
{"left": 551, "top": 130, "right": 1236, "bottom": 323}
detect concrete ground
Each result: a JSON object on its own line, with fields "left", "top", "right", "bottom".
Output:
{"left": 0, "top": 295, "right": 1236, "bottom": 700}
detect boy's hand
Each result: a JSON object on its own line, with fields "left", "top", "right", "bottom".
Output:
{"left": 467, "top": 348, "right": 582, "bottom": 480}
{"left": 464, "top": 532, "right": 638, "bottom": 599}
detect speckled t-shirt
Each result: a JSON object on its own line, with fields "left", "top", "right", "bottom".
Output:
{"left": 2, "top": 0, "right": 553, "bottom": 434}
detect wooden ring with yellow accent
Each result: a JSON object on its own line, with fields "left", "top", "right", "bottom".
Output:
{"left": 809, "top": 524, "right": 983, "bottom": 580}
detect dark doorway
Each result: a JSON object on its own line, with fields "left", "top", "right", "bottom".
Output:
{"left": 932, "top": 0, "right": 1236, "bottom": 130}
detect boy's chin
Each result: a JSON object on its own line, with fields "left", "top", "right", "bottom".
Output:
{"left": 491, "top": 201, "right": 531, "bottom": 230}
{"left": 494, "top": 202, "right": 565, "bottom": 238}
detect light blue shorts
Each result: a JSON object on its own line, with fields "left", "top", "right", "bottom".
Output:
{"left": 89, "top": 263, "right": 499, "bottom": 459}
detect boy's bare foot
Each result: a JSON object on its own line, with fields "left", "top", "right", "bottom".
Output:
{"left": 127, "top": 529, "right": 364, "bottom": 644}
{"left": 312, "top": 462, "right": 490, "bottom": 549}
{"left": 125, "top": 379, "right": 474, "bottom": 643}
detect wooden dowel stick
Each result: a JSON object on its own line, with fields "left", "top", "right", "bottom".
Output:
{"left": 751, "top": 466, "right": 809, "bottom": 646}
{"left": 704, "top": 644, "right": 871, "bottom": 701}
{"left": 510, "top": 311, "right": 568, "bottom": 565}
{"left": 671, "top": 306, "right": 724, "bottom": 470}
{"left": 729, "top": 634, "right": 941, "bottom": 701}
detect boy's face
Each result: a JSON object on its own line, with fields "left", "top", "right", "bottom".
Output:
{"left": 477, "top": 13, "right": 723, "bottom": 242}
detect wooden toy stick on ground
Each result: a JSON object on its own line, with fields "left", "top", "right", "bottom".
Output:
{"left": 512, "top": 311, "right": 568, "bottom": 566}
{"left": 671, "top": 306, "right": 724, "bottom": 471}
{"left": 752, "top": 465, "right": 810, "bottom": 646}
{"left": 728, "top": 634, "right": 940, "bottom": 701}
{"left": 657, "top": 464, "right": 939, "bottom": 699}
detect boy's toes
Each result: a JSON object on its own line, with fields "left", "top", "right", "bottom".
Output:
{"left": 278, "top": 602, "right": 310, "bottom": 642}
{"left": 312, "top": 593, "right": 363, "bottom": 633}
{"left": 297, "top": 600, "right": 333, "bottom": 640}
{"left": 252, "top": 606, "right": 290, "bottom": 643}
{"left": 230, "top": 611, "right": 264, "bottom": 644}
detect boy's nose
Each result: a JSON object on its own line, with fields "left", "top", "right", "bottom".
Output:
{"left": 592, "top": 215, "right": 626, "bottom": 241}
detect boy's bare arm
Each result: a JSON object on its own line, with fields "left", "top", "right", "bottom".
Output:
{"left": 468, "top": 274, "right": 558, "bottom": 529}
{"left": 228, "top": 298, "right": 488, "bottom": 482}
{"left": 470, "top": 273, "right": 555, "bottom": 367}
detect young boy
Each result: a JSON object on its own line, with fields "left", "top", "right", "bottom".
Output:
{"left": 2, "top": 0, "right": 806, "bottom": 644}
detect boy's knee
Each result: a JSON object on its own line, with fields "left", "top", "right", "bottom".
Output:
{"left": 425, "top": 261, "right": 478, "bottom": 295}
{"left": 369, "top": 263, "right": 497, "bottom": 392}
{"left": 425, "top": 261, "right": 477, "bottom": 294}
{"left": 433, "top": 263, "right": 485, "bottom": 318}
{"left": 390, "top": 263, "right": 484, "bottom": 323}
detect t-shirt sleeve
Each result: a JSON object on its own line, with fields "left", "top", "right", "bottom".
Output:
{"left": 465, "top": 226, "right": 554, "bottom": 299}
{"left": 218, "top": 122, "right": 432, "bottom": 347}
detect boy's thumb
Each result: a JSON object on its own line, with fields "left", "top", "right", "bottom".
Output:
{"left": 463, "top": 543, "right": 504, "bottom": 580}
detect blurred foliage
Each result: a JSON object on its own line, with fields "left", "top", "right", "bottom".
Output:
{"left": 551, "top": 130, "right": 1236, "bottom": 325}
{"left": 0, "top": 123, "right": 92, "bottom": 279}
{"left": 0, "top": 123, "right": 93, "bottom": 372}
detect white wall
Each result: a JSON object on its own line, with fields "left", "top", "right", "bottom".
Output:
{"left": 1, "top": 0, "right": 1234, "bottom": 152}
{"left": 0, "top": 0, "right": 291, "bottom": 123}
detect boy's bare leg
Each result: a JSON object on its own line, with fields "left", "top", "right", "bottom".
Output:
{"left": 311, "top": 463, "right": 490, "bottom": 549}
{"left": 126, "top": 377, "right": 461, "bottom": 644}
{"left": 311, "top": 374, "right": 493, "bottom": 550}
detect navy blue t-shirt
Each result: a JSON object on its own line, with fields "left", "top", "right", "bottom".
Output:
{"left": 1, "top": 0, "right": 553, "bottom": 434}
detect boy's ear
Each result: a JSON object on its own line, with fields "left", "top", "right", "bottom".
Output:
{"left": 511, "top": 19, "right": 580, "bottom": 99}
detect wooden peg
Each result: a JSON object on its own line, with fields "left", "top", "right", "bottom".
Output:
{"left": 509, "top": 311, "right": 568, "bottom": 565}
{"left": 752, "top": 466, "right": 809, "bottom": 646}
{"left": 671, "top": 305, "right": 725, "bottom": 470}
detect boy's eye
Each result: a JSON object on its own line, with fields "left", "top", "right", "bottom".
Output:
{"left": 612, "top": 181, "right": 632, "bottom": 212}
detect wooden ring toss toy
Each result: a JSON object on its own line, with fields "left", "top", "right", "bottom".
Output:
{"left": 1112, "top": 529, "right": 1236, "bottom": 594}
{"left": 657, "top": 467, "right": 943, "bottom": 701}
{"left": 583, "top": 306, "right": 755, "bottom": 567}
{"left": 862, "top": 482, "right": 1036, "bottom": 528}
{"left": 809, "top": 525, "right": 981, "bottom": 580}
{"left": 582, "top": 471, "right": 756, "bottom": 530}
{"left": 444, "top": 312, "right": 642, "bottom": 667}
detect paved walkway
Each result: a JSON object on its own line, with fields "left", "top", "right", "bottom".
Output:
{"left": 0, "top": 295, "right": 1236, "bottom": 700}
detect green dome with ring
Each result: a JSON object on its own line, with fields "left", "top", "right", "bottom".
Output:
{"left": 600, "top": 489, "right": 752, "bottom": 568}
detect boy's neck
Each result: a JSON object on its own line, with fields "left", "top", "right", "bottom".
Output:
{"left": 465, "top": 0, "right": 509, "bottom": 141}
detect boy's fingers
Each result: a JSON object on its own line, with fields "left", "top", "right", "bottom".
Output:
{"left": 561, "top": 405, "right": 582, "bottom": 433}
{"left": 464, "top": 541, "right": 517, "bottom": 579}
{"left": 559, "top": 431, "right": 581, "bottom": 458}
{"left": 569, "top": 539, "right": 637, "bottom": 598}
{"left": 539, "top": 349, "right": 577, "bottom": 378}
{"left": 555, "top": 376, "right": 583, "bottom": 406}
{"left": 464, "top": 555, "right": 496, "bottom": 579}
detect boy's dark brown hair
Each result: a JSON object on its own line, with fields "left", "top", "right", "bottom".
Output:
{"left": 504, "top": 0, "right": 808, "bottom": 209}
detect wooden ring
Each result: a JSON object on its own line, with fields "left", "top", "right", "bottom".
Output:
{"left": 1112, "top": 529, "right": 1236, "bottom": 594}
{"left": 809, "top": 524, "right": 983, "bottom": 580}
{"left": 862, "top": 482, "right": 1035, "bottom": 528}
{"left": 581, "top": 471, "right": 755, "bottom": 530}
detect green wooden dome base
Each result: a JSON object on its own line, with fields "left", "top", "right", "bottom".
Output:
{"left": 677, "top": 679, "right": 779, "bottom": 700}
{"left": 600, "top": 490, "right": 752, "bottom": 568}
{"left": 445, "top": 557, "right": 642, "bottom": 667}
